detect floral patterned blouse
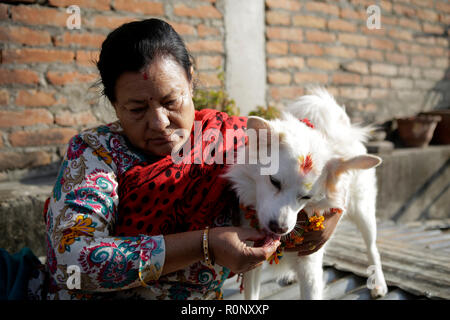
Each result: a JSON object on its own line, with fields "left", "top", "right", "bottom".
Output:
{"left": 44, "top": 110, "right": 247, "bottom": 300}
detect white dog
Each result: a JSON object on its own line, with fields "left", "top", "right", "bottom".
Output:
{"left": 224, "top": 88, "right": 388, "bottom": 300}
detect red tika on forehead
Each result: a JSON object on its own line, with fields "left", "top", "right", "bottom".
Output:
{"left": 299, "top": 118, "right": 314, "bottom": 129}
{"left": 299, "top": 154, "right": 313, "bottom": 175}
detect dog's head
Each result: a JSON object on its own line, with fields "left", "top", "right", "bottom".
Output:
{"left": 242, "top": 112, "right": 381, "bottom": 237}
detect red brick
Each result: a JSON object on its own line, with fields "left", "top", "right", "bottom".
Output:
{"left": 197, "top": 24, "right": 220, "bottom": 37}
{"left": 267, "top": 57, "right": 304, "bottom": 69}
{"left": 292, "top": 15, "right": 325, "bottom": 28}
{"left": 324, "top": 47, "right": 356, "bottom": 59}
{"left": 411, "top": 56, "right": 433, "bottom": 67}
{"left": 11, "top": 5, "right": 67, "bottom": 27}
{"left": 393, "top": 4, "right": 416, "bottom": 17}
{"left": 268, "top": 72, "right": 291, "bottom": 85}
{"left": 339, "top": 8, "right": 364, "bottom": 20}
{"left": 174, "top": 4, "right": 222, "bottom": 19}
{"left": 113, "top": 0, "right": 164, "bottom": 15}
{"left": 0, "top": 26, "right": 51, "bottom": 46}
{"left": 388, "top": 29, "right": 413, "bottom": 41}
{"left": 338, "top": 33, "right": 368, "bottom": 47}
{"left": 339, "top": 87, "right": 369, "bottom": 100}
{"left": 266, "top": 0, "right": 302, "bottom": 11}
{"left": 75, "top": 50, "right": 100, "bottom": 66}
{"left": 332, "top": 72, "right": 361, "bottom": 85}
{"left": 46, "top": 71, "right": 98, "bottom": 85}
{"left": 342, "top": 61, "right": 369, "bottom": 74}
{"left": 416, "top": 8, "right": 439, "bottom": 22}
{"left": 267, "top": 41, "right": 288, "bottom": 55}
{"left": 422, "top": 23, "right": 444, "bottom": 34}
{"left": 397, "top": 42, "right": 423, "bottom": 54}
{"left": 86, "top": 15, "right": 137, "bottom": 30}
{"left": 0, "top": 90, "right": 9, "bottom": 106}
{"left": 269, "top": 86, "right": 304, "bottom": 101}
{"left": 370, "top": 38, "right": 395, "bottom": 51}
{"left": 0, "top": 68, "right": 39, "bottom": 85}
{"left": 362, "top": 76, "right": 389, "bottom": 88}
{"left": 370, "top": 63, "right": 397, "bottom": 76}
{"left": 307, "top": 58, "right": 339, "bottom": 71}
{"left": 357, "top": 49, "right": 384, "bottom": 61}
{"left": 398, "top": 18, "right": 422, "bottom": 31}
{"left": 48, "top": 0, "right": 110, "bottom": 11}
{"left": 267, "top": 27, "right": 303, "bottom": 41}
{"left": 304, "top": 2, "right": 339, "bottom": 16}
{"left": 290, "top": 43, "right": 324, "bottom": 56}
{"left": 53, "top": 32, "right": 105, "bottom": 49}
{"left": 327, "top": 19, "right": 357, "bottom": 32}
{"left": 436, "top": 1, "right": 450, "bottom": 13}
{"left": 0, "top": 151, "right": 52, "bottom": 171}
{"left": 0, "top": 4, "right": 8, "bottom": 20}
{"left": 195, "top": 55, "right": 223, "bottom": 70}
{"left": 187, "top": 40, "right": 223, "bottom": 53}
{"left": 266, "top": 11, "right": 291, "bottom": 26}
{"left": 3, "top": 48, "right": 75, "bottom": 64}
{"left": 9, "top": 128, "right": 78, "bottom": 147}
{"left": 294, "top": 72, "right": 328, "bottom": 84}
{"left": 0, "top": 109, "right": 53, "bottom": 128}
{"left": 306, "top": 30, "right": 336, "bottom": 43}
{"left": 15, "top": 90, "right": 61, "bottom": 107}
{"left": 168, "top": 22, "right": 196, "bottom": 36}
{"left": 385, "top": 53, "right": 409, "bottom": 65}
{"left": 55, "top": 110, "right": 98, "bottom": 127}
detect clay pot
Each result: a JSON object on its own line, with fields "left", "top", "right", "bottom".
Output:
{"left": 419, "top": 110, "right": 450, "bottom": 145}
{"left": 396, "top": 115, "right": 441, "bottom": 148}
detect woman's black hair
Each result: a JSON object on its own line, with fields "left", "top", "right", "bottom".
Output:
{"left": 96, "top": 18, "right": 193, "bottom": 103}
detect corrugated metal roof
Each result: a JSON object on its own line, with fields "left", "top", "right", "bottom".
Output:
{"left": 224, "top": 219, "right": 450, "bottom": 300}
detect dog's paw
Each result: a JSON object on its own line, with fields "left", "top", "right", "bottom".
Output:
{"left": 370, "top": 284, "right": 388, "bottom": 299}
{"left": 278, "top": 270, "right": 297, "bottom": 286}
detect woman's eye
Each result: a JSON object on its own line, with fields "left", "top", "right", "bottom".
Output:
{"left": 130, "top": 108, "right": 146, "bottom": 114}
{"left": 269, "top": 175, "right": 281, "bottom": 190}
{"left": 163, "top": 99, "right": 177, "bottom": 108}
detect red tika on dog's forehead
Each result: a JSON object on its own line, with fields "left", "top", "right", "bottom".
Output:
{"left": 298, "top": 154, "right": 313, "bottom": 175}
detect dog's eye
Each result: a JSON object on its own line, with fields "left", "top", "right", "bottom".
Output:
{"left": 298, "top": 194, "right": 311, "bottom": 201}
{"left": 269, "top": 175, "right": 281, "bottom": 190}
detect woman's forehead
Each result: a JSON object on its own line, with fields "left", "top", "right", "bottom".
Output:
{"left": 115, "top": 58, "right": 189, "bottom": 102}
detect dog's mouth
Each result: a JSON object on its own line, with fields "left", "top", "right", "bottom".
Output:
{"left": 255, "top": 230, "right": 282, "bottom": 248}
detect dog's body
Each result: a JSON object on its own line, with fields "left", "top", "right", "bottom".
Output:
{"left": 224, "top": 88, "right": 388, "bottom": 300}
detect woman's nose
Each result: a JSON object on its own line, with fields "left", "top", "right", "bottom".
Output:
{"left": 148, "top": 106, "right": 170, "bottom": 131}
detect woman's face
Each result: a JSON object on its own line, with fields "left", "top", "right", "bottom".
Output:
{"left": 113, "top": 56, "right": 195, "bottom": 157}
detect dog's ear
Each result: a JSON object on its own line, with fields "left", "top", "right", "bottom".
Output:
{"left": 247, "top": 116, "right": 271, "bottom": 132}
{"left": 246, "top": 116, "right": 273, "bottom": 146}
{"left": 325, "top": 154, "right": 382, "bottom": 196}
{"left": 335, "top": 154, "right": 382, "bottom": 175}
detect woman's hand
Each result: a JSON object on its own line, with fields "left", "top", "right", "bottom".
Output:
{"left": 285, "top": 210, "right": 342, "bottom": 256}
{"left": 209, "top": 226, "right": 280, "bottom": 274}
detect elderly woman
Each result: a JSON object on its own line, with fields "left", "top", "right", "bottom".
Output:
{"left": 41, "top": 18, "right": 341, "bottom": 300}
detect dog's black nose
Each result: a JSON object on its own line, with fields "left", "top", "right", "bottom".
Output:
{"left": 268, "top": 220, "right": 288, "bottom": 234}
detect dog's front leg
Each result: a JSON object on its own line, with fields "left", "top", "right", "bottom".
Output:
{"left": 243, "top": 266, "right": 262, "bottom": 300}
{"left": 295, "top": 248, "right": 325, "bottom": 300}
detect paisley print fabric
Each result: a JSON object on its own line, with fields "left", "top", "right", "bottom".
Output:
{"left": 44, "top": 109, "right": 247, "bottom": 300}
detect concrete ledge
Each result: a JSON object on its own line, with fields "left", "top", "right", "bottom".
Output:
{"left": 0, "top": 175, "right": 54, "bottom": 256}
{"left": 374, "top": 145, "right": 450, "bottom": 222}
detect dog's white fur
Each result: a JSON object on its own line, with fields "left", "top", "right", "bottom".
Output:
{"left": 224, "top": 88, "right": 388, "bottom": 300}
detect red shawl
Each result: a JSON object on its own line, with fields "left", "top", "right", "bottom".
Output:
{"left": 114, "top": 109, "right": 248, "bottom": 237}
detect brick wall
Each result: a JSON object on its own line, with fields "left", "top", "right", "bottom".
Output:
{"left": 0, "top": 0, "right": 449, "bottom": 180}
{"left": 0, "top": 0, "right": 225, "bottom": 180}
{"left": 265, "top": 0, "right": 450, "bottom": 123}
